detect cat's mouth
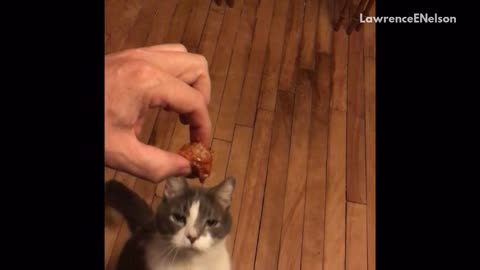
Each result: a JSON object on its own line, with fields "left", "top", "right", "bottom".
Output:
{"left": 182, "top": 245, "right": 203, "bottom": 253}
{"left": 168, "top": 245, "right": 203, "bottom": 258}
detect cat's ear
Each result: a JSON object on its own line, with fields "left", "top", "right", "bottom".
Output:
{"left": 211, "top": 176, "right": 235, "bottom": 209}
{"left": 164, "top": 176, "right": 188, "bottom": 199}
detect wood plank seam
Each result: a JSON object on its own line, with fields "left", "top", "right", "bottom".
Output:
{"left": 301, "top": 60, "right": 332, "bottom": 270}
{"left": 278, "top": 0, "right": 307, "bottom": 92}
{"left": 321, "top": 30, "right": 350, "bottom": 270}
{"left": 213, "top": 4, "right": 258, "bottom": 141}
{"left": 228, "top": 124, "right": 254, "bottom": 254}
{"left": 299, "top": 74, "right": 314, "bottom": 270}
{"left": 183, "top": 0, "right": 214, "bottom": 49}
{"left": 210, "top": 3, "right": 246, "bottom": 142}
{"left": 275, "top": 89, "right": 298, "bottom": 270}
{"left": 322, "top": 72, "right": 333, "bottom": 269}
{"left": 235, "top": 0, "right": 276, "bottom": 126}
{"left": 231, "top": 110, "right": 274, "bottom": 270}
{"left": 362, "top": 43, "right": 368, "bottom": 207}
{"left": 364, "top": 55, "right": 375, "bottom": 270}
{"left": 344, "top": 33, "right": 351, "bottom": 270}
{"left": 346, "top": 27, "right": 367, "bottom": 204}
{"left": 198, "top": 3, "right": 227, "bottom": 66}
{"left": 251, "top": 117, "right": 276, "bottom": 268}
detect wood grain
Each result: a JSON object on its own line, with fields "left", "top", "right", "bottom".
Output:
{"left": 302, "top": 53, "right": 332, "bottom": 270}
{"left": 346, "top": 203, "right": 368, "bottom": 270}
{"left": 254, "top": 91, "right": 294, "bottom": 270}
{"left": 278, "top": 0, "right": 305, "bottom": 92}
{"left": 208, "top": 0, "right": 245, "bottom": 144}
{"left": 364, "top": 56, "right": 376, "bottom": 270}
{"left": 145, "top": 0, "right": 179, "bottom": 46}
{"left": 363, "top": 4, "right": 375, "bottom": 58}
{"left": 225, "top": 126, "right": 253, "bottom": 253}
{"left": 182, "top": 0, "right": 212, "bottom": 49}
{"left": 257, "top": 0, "right": 292, "bottom": 111}
{"left": 300, "top": 0, "right": 319, "bottom": 70}
{"left": 165, "top": 0, "right": 195, "bottom": 43}
{"left": 232, "top": 110, "right": 274, "bottom": 270}
{"left": 122, "top": 0, "right": 165, "bottom": 49}
{"left": 204, "top": 139, "right": 231, "bottom": 188}
{"left": 105, "top": 0, "right": 143, "bottom": 53}
{"left": 214, "top": 6, "right": 257, "bottom": 141}
{"left": 198, "top": 3, "right": 226, "bottom": 66}
{"left": 105, "top": 206, "right": 122, "bottom": 268}
{"left": 323, "top": 31, "right": 349, "bottom": 270}
{"left": 317, "top": 0, "right": 334, "bottom": 54}
{"left": 346, "top": 30, "right": 367, "bottom": 204}
{"left": 105, "top": 0, "right": 123, "bottom": 37}
{"left": 235, "top": 0, "right": 276, "bottom": 126}
{"left": 277, "top": 72, "right": 312, "bottom": 270}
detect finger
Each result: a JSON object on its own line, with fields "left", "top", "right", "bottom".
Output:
{"left": 133, "top": 117, "right": 145, "bottom": 137}
{"left": 143, "top": 43, "right": 188, "bottom": 53}
{"left": 132, "top": 50, "right": 211, "bottom": 104}
{"left": 130, "top": 140, "right": 192, "bottom": 182}
{"left": 143, "top": 70, "right": 212, "bottom": 145}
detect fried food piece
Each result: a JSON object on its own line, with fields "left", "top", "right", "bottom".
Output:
{"left": 178, "top": 142, "right": 213, "bottom": 183}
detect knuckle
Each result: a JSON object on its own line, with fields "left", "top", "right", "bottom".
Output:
{"left": 194, "top": 54, "right": 209, "bottom": 70}
{"left": 172, "top": 43, "right": 188, "bottom": 52}
{"left": 128, "top": 61, "right": 157, "bottom": 81}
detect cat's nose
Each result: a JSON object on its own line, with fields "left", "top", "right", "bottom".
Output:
{"left": 187, "top": 234, "right": 198, "bottom": 244}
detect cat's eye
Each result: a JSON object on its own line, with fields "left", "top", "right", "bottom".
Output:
{"left": 171, "top": 213, "right": 186, "bottom": 224}
{"left": 206, "top": 219, "right": 218, "bottom": 227}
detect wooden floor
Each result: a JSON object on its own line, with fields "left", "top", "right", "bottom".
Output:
{"left": 104, "top": 0, "right": 376, "bottom": 270}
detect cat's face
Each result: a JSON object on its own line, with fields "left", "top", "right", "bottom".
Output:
{"left": 155, "top": 176, "right": 235, "bottom": 252}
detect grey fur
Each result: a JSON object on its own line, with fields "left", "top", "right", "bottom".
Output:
{"left": 105, "top": 176, "right": 235, "bottom": 270}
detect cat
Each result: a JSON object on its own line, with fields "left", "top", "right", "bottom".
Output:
{"left": 105, "top": 175, "right": 235, "bottom": 270}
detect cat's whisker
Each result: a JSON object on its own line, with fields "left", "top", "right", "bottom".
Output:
{"left": 159, "top": 245, "right": 175, "bottom": 259}
{"left": 170, "top": 247, "right": 180, "bottom": 265}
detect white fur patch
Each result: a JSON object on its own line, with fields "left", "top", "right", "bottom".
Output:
{"left": 172, "top": 226, "right": 188, "bottom": 247}
{"left": 148, "top": 239, "right": 231, "bottom": 270}
{"left": 193, "top": 232, "right": 213, "bottom": 251}
{"left": 185, "top": 200, "right": 200, "bottom": 236}
{"left": 172, "top": 200, "right": 201, "bottom": 249}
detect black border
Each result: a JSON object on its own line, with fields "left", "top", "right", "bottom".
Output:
{"left": 377, "top": 0, "right": 477, "bottom": 267}
{"left": 8, "top": 1, "right": 105, "bottom": 268}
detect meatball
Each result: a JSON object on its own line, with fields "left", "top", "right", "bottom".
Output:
{"left": 178, "top": 142, "right": 213, "bottom": 183}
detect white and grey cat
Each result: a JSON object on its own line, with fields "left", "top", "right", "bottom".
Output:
{"left": 105, "top": 176, "right": 235, "bottom": 270}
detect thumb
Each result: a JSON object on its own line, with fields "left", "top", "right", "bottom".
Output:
{"left": 129, "top": 140, "right": 192, "bottom": 183}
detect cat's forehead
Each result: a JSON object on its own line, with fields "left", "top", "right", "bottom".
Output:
{"left": 169, "top": 187, "right": 222, "bottom": 215}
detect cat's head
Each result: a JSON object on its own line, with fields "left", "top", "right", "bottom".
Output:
{"left": 155, "top": 176, "right": 235, "bottom": 252}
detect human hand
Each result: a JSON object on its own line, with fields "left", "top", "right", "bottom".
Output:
{"left": 105, "top": 44, "right": 211, "bottom": 183}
